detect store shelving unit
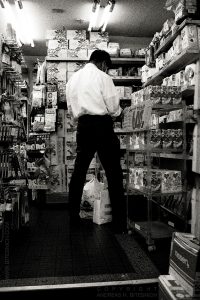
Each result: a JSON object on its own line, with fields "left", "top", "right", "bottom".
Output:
{"left": 125, "top": 98, "right": 188, "bottom": 250}
{"left": 125, "top": 18, "right": 200, "bottom": 249}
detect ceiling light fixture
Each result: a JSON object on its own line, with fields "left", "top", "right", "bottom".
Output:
{"left": 0, "top": 0, "right": 5, "bottom": 8}
{"left": 15, "top": 0, "right": 23, "bottom": 9}
{"left": 101, "top": 0, "right": 115, "bottom": 32}
{"left": 88, "top": 0, "right": 100, "bottom": 31}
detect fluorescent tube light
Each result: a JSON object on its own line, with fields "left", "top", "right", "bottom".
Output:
{"left": 0, "top": 0, "right": 5, "bottom": 8}
{"left": 101, "top": 0, "right": 115, "bottom": 32}
{"left": 88, "top": 0, "right": 100, "bottom": 31}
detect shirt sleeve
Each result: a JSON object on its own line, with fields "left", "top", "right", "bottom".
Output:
{"left": 102, "top": 75, "right": 122, "bottom": 117}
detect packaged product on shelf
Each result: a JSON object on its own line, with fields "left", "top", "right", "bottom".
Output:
{"left": 143, "top": 169, "right": 162, "bottom": 193}
{"left": 181, "top": 25, "right": 198, "bottom": 51}
{"left": 161, "top": 170, "right": 182, "bottom": 193}
{"left": 162, "top": 129, "right": 173, "bottom": 149}
{"left": 106, "top": 47, "right": 119, "bottom": 57}
{"left": 67, "top": 49, "right": 88, "bottom": 60}
{"left": 32, "top": 85, "right": 46, "bottom": 107}
{"left": 108, "top": 69, "right": 119, "bottom": 76}
{"left": 161, "top": 86, "right": 172, "bottom": 105}
{"left": 47, "top": 62, "right": 67, "bottom": 83}
{"left": 184, "top": 63, "right": 196, "bottom": 86}
{"left": 48, "top": 133, "right": 58, "bottom": 165}
{"left": 175, "top": 70, "right": 185, "bottom": 86}
{"left": 134, "top": 153, "right": 146, "bottom": 167}
{"left": 113, "top": 122, "right": 122, "bottom": 132}
{"left": 67, "top": 62, "right": 85, "bottom": 72}
{"left": 171, "top": 86, "right": 182, "bottom": 105}
{"left": 43, "top": 108, "right": 56, "bottom": 132}
{"left": 134, "top": 168, "right": 144, "bottom": 190}
{"left": 145, "top": 85, "right": 161, "bottom": 104}
{"left": 57, "top": 109, "right": 65, "bottom": 137}
{"left": 115, "top": 86, "right": 125, "bottom": 98}
{"left": 46, "top": 28, "right": 67, "bottom": 40}
{"left": 89, "top": 41, "right": 108, "bottom": 50}
{"left": 150, "top": 129, "right": 162, "bottom": 148}
{"left": 2, "top": 44, "right": 10, "bottom": 65}
{"left": 57, "top": 80, "right": 66, "bottom": 103}
{"left": 120, "top": 48, "right": 132, "bottom": 57}
{"left": 68, "top": 39, "right": 89, "bottom": 50}
{"left": 32, "top": 114, "right": 45, "bottom": 132}
{"left": 89, "top": 31, "right": 109, "bottom": 42}
{"left": 57, "top": 137, "right": 64, "bottom": 165}
{"left": 67, "top": 30, "right": 86, "bottom": 41}
{"left": 47, "top": 39, "right": 68, "bottom": 58}
{"left": 119, "top": 135, "right": 127, "bottom": 149}
{"left": 124, "top": 87, "right": 132, "bottom": 99}
{"left": 108, "top": 42, "right": 120, "bottom": 49}
{"left": 172, "top": 129, "right": 183, "bottom": 149}
{"left": 46, "top": 90, "right": 57, "bottom": 108}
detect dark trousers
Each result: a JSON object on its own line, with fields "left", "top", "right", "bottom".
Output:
{"left": 68, "top": 114, "right": 126, "bottom": 228}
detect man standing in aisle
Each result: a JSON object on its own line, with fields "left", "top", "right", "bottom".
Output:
{"left": 66, "top": 49, "right": 126, "bottom": 233}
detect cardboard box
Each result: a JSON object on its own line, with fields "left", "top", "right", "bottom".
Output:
{"left": 67, "top": 62, "right": 85, "bottom": 72}
{"left": 46, "top": 29, "right": 67, "bottom": 40}
{"left": 169, "top": 232, "right": 200, "bottom": 297}
{"left": 67, "top": 49, "right": 88, "bottom": 60}
{"left": 67, "top": 30, "right": 86, "bottom": 41}
{"left": 181, "top": 25, "right": 198, "bottom": 50}
{"left": 89, "top": 31, "right": 109, "bottom": 42}
{"left": 159, "top": 274, "right": 193, "bottom": 300}
{"left": 47, "top": 62, "right": 67, "bottom": 83}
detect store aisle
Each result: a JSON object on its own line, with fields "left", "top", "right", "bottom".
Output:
{"left": 0, "top": 202, "right": 164, "bottom": 287}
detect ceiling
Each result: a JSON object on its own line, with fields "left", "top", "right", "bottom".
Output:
{"left": 0, "top": 0, "right": 173, "bottom": 63}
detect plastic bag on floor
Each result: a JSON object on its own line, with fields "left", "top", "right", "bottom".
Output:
{"left": 93, "top": 189, "right": 112, "bottom": 225}
{"left": 80, "top": 176, "right": 104, "bottom": 219}
{"left": 81, "top": 176, "right": 104, "bottom": 208}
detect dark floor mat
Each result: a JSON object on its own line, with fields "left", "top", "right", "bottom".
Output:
{"left": 0, "top": 204, "right": 159, "bottom": 287}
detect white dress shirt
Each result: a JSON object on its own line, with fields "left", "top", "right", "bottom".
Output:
{"left": 66, "top": 63, "right": 122, "bottom": 120}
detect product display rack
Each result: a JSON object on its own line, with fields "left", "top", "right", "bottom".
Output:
{"left": 124, "top": 17, "right": 200, "bottom": 249}
{"left": 0, "top": 37, "right": 30, "bottom": 244}
{"left": 125, "top": 98, "right": 188, "bottom": 251}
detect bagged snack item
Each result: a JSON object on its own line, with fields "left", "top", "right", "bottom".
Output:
{"left": 93, "top": 188, "right": 112, "bottom": 225}
{"left": 172, "top": 129, "right": 183, "bottom": 149}
{"left": 162, "top": 129, "right": 173, "bottom": 149}
{"left": 150, "top": 129, "right": 162, "bottom": 148}
{"left": 43, "top": 108, "right": 56, "bottom": 132}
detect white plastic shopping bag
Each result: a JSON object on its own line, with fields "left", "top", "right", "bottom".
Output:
{"left": 81, "top": 176, "right": 104, "bottom": 208}
{"left": 93, "top": 189, "right": 112, "bottom": 225}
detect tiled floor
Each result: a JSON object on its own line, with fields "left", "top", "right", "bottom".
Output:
{"left": 0, "top": 202, "right": 168, "bottom": 287}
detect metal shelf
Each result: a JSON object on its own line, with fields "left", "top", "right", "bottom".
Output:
{"left": 127, "top": 187, "right": 183, "bottom": 197}
{"left": 143, "top": 49, "right": 199, "bottom": 87}
{"left": 128, "top": 220, "right": 175, "bottom": 239}
{"left": 111, "top": 76, "right": 141, "bottom": 82}
{"left": 155, "top": 19, "right": 200, "bottom": 57}
{"left": 46, "top": 57, "right": 145, "bottom": 64}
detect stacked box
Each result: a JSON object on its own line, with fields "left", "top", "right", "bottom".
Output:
{"left": 129, "top": 168, "right": 182, "bottom": 193}
{"left": 47, "top": 62, "right": 67, "bottom": 83}
{"left": 181, "top": 25, "right": 199, "bottom": 51}
{"left": 169, "top": 232, "right": 200, "bottom": 297}
{"left": 159, "top": 274, "right": 193, "bottom": 300}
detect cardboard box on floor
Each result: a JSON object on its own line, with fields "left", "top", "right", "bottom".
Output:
{"left": 159, "top": 274, "right": 193, "bottom": 300}
{"left": 169, "top": 232, "right": 200, "bottom": 297}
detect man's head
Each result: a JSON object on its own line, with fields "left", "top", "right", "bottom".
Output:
{"left": 89, "top": 49, "right": 112, "bottom": 73}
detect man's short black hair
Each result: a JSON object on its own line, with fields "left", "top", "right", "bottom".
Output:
{"left": 89, "top": 49, "right": 112, "bottom": 68}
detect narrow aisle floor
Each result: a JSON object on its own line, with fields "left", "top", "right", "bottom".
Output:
{"left": 0, "top": 202, "right": 170, "bottom": 287}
